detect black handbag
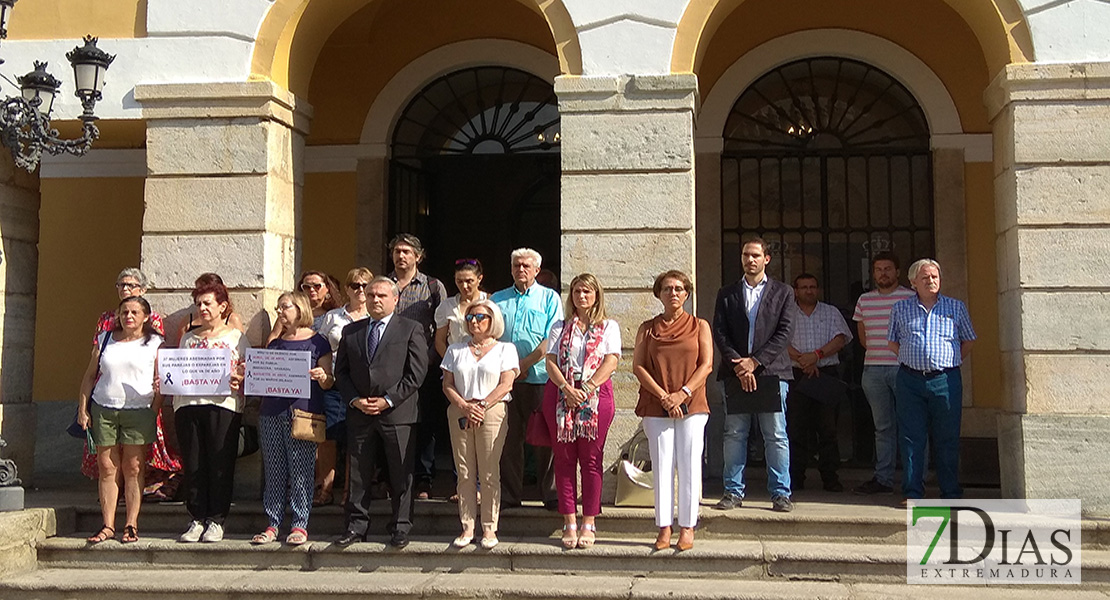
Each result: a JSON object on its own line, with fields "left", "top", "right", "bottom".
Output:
{"left": 67, "top": 331, "right": 113, "bottom": 439}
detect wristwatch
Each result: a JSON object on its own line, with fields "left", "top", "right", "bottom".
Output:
{"left": 681, "top": 385, "right": 693, "bottom": 398}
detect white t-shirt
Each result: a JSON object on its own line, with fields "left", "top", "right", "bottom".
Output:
{"left": 175, "top": 327, "right": 249, "bottom": 413}
{"left": 433, "top": 292, "right": 488, "bottom": 347}
{"left": 318, "top": 305, "right": 370, "bottom": 361}
{"left": 92, "top": 332, "right": 164, "bottom": 410}
{"left": 545, "top": 319, "right": 622, "bottom": 375}
{"left": 440, "top": 341, "right": 519, "bottom": 402}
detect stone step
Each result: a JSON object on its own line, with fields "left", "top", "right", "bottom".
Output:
{"left": 0, "top": 568, "right": 1103, "bottom": 600}
{"left": 60, "top": 499, "right": 1110, "bottom": 548}
{"left": 34, "top": 534, "right": 1110, "bottom": 586}
{"left": 61, "top": 499, "right": 912, "bottom": 544}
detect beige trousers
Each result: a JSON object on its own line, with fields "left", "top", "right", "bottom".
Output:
{"left": 447, "top": 400, "right": 509, "bottom": 533}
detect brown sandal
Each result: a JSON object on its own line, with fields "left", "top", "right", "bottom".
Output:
{"left": 86, "top": 525, "right": 114, "bottom": 544}
{"left": 121, "top": 524, "right": 139, "bottom": 544}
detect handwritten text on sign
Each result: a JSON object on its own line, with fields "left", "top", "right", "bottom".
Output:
{"left": 159, "top": 348, "right": 232, "bottom": 396}
{"left": 244, "top": 348, "right": 312, "bottom": 399}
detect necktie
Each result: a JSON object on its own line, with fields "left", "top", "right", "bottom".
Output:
{"left": 367, "top": 320, "right": 382, "bottom": 361}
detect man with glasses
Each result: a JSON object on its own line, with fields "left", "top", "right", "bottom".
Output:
{"left": 491, "top": 248, "right": 562, "bottom": 509}
{"left": 387, "top": 233, "right": 448, "bottom": 499}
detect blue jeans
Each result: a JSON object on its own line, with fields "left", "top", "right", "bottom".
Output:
{"left": 895, "top": 367, "right": 962, "bottom": 499}
{"left": 722, "top": 380, "right": 791, "bottom": 499}
{"left": 860, "top": 365, "right": 899, "bottom": 487}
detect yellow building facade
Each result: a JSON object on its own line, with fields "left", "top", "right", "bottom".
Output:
{"left": 0, "top": 0, "right": 1105, "bottom": 513}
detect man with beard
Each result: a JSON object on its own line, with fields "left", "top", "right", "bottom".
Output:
{"left": 852, "top": 252, "right": 916, "bottom": 496}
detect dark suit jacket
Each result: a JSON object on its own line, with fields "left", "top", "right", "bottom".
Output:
{"left": 712, "top": 276, "right": 796, "bottom": 381}
{"left": 335, "top": 314, "right": 429, "bottom": 425}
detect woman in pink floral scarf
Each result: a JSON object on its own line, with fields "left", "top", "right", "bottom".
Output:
{"left": 542, "top": 273, "right": 621, "bottom": 549}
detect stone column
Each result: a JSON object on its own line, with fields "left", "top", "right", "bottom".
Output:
{"left": 556, "top": 74, "right": 698, "bottom": 500}
{"left": 135, "top": 81, "right": 312, "bottom": 498}
{"left": 988, "top": 64, "right": 1110, "bottom": 515}
{"left": 0, "top": 154, "right": 39, "bottom": 483}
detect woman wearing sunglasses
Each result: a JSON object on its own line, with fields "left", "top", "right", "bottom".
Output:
{"left": 315, "top": 267, "right": 374, "bottom": 506}
{"left": 266, "top": 271, "right": 344, "bottom": 345}
{"left": 440, "top": 300, "right": 519, "bottom": 549}
{"left": 543, "top": 273, "right": 621, "bottom": 549}
{"left": 434, "top": 259, "right": 487, "bottom": 358}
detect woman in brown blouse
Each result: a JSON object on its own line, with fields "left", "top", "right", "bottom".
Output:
{"left": 633, "top": 270, "right": 713, "bottom": 552}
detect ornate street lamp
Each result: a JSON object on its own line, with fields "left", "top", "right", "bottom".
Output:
{"left": 0, "top": 0, "right": 114, "bottom": 171}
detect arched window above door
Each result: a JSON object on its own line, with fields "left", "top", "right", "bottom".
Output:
{"left": 723, "top": 57, "right": 929, "bottom": 153}
{"left": 719, "top": 57, "right": 934, "bottom": 310}
{"left": 391, "top": 66, "right": 559, "bottom": 160}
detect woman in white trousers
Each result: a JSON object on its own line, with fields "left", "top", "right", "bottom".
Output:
{"left": 633, "top": 270, "right": 714, "bottom": 551}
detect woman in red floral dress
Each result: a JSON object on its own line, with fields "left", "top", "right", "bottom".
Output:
{"left": 83, "top": 268, "right": 181, "bottom": 500}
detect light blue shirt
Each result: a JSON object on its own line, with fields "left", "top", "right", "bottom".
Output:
{"left": 743, "top": 275, "right": 768, "bottom": 354}
{"left": 491, "top": 282, "right": 563, "bottom": 384}
{"left": 887, "top": 294, "right": 976, "bottom": 371}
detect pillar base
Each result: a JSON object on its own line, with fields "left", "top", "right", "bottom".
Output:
{"left": 0, "top": 404, "right": 36, "bottom": 486}
{"left": 999, "top": 412, "right": 1110, "bottom": 516}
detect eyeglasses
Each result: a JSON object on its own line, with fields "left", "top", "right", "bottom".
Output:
{"left": 661, "top": 286, "right": 686, "bottom": 294}
{"left": 455, "top": 258, "right": 479, "bottom": 266}
{"left": 275, "top": 303, "right": 296, "bottom": 312}
{"left": 465, "top": 314, "right": 491, "bottom": 323}
{"left": 300, "top": 282, "right": 324, "bottom": 291}
{"left": 116, "top": 282, "right": 142, "bottom": 291}
{"left": 348, "top": 282, "right": 369, "bottom": 291}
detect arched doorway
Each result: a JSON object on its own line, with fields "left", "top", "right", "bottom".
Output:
{"left": 721, "top": 56, "right": 932, "bottom": 303}
{"left": 721, "top": 56, "right": 933, "bottom": 463}
{"left": 388, "top": 66, "right": 560, "bottom": 290}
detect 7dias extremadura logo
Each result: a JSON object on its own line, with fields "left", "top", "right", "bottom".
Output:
{"left": 906, "top": 499, "right": 1081, "bottom": 585}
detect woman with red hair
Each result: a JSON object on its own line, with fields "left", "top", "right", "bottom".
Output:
{"left": 174, "top": 282, "right": 249, "bottom": 544}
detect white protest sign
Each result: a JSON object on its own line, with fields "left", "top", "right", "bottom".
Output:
{"left": 244, "top": 348, "right": 312, "bottom": 399}
{"left": 159, "top": 348, "right": 232, "bottom": 396}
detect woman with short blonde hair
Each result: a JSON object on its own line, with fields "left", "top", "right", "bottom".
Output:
{"left": 251, "top": 290, "right": 334, "bottom": 546}
{"left": 441, "top": 299, "right": 518, "bottom": 549}
{"left": 314, "top": 267, "right": 374, "bottom": 506}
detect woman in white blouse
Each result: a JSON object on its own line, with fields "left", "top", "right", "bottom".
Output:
{"left": 77, "top": 296, "right": 163, "bottom": 544}
{"left": 543, "top": 273, "right": 621, "bottom": 549}
{"left": 434, "top": 258, "right": 487, "bottom": 357}
{"left": 315, "top": 267, "right": 373, "bottom": 505}
{"left": 441, "top": 299, "right": 519, "bottom": 550}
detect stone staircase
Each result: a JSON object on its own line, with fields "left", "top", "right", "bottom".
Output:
{"left": 2, "top": 494, "right": 1109, "bottom": 599}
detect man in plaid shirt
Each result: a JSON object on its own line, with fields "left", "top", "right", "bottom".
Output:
{"left": 887, "top": 259, "right": 976, "bottom": 506}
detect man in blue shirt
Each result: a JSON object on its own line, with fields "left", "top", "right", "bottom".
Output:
{"left": 491, "top": 248, "right": 562, "bottom": 509}
{"left": 888, "top": 258, "right": 976, "bottom": 505}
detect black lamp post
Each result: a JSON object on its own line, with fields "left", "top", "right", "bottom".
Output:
{"left": 0, "top": 0, "right": 114, "bottom": 171}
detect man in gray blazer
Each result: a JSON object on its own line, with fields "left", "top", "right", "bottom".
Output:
{"left": 335, "top": 276, "right": 429, "bottom": 548}
{"left": 711, "top": 238, "right": 797, "bottom": 513}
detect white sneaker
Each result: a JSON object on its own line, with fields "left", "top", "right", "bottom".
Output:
{"left": 201, "top": 521, "right": 224, "bottom": 543}
{"left": 178, "top": 520, "right": 205, "bottom": 543}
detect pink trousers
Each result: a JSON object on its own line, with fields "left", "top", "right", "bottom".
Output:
{"left": 542, "top": 380, "right": 614, "bottom": 516}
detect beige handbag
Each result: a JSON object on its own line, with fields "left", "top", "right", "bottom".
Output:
{"left": 614, "top": 427, "right": 655, "bottom": 507}
{"left": 291, "top": 409, "right": 326, "bottom": 443}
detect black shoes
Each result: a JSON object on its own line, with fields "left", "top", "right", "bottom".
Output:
{"left": 853, "top": 479, "right": 894, "bottom": 496}
{"left": 771, "top": 495, "right": 795, "bottom": 512}
{"left": 390, "top": 532, "right": 409, "bottom": 548}
{"left": 336, "top": 531, "right": 365, "bottom": 547}
{"left": 822, "top": 481, "right": 844, "bottom": 493}
{"left": 713, "top": 493, "right": 743, "bottom": 510}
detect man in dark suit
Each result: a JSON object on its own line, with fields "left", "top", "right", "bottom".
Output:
{"left": 334, "top": 276, "right": 429, "bottom": 548}
{"left": 711, "top": 238, "right": 797, "bottom": 513}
